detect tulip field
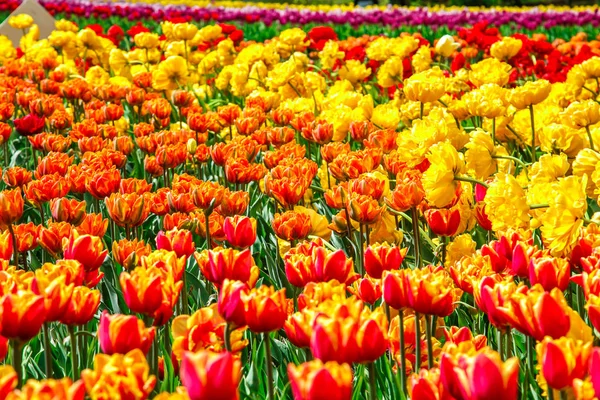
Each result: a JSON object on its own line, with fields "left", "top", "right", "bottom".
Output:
{"left": 1, "top": 0, "right": 600, "bottom": 399}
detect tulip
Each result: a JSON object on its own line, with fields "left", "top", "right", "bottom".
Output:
{"left": 590, "top": 348, "right": 600, "bottom": 397}
{"left": 142, "top": 250, "right": 187, "bottom": 282}
{"left": 105, "top": 192, "right": 150, "bottom": 230}
{"left": 0, "top": 290, "right": 46, "bottom": 342}
{"left": 31, "top": 273, "right": 74, "bottom": 322}
{"left": 273, "top": 211, "right": 312, "bottom": 242}
{"left": 98, "top": 311, "right": 155, "bottom": 355}
{"left": 156, "top": 228, "right": 195, "bottom": 259}
{"left": 0, "top": 366, "right": 17, "bottom": 399}
{"left": 0, "top": 231, "right": 13, "bottom": 262}
{"left": 310, "top": 315, "right": 359, "bottom": 365}
{"left": 537, "top": 336, "right": 592, "bottom": 392}
{"left": 112, "top": 238, "right": 152, "bottom": 270}
{"left": 409, "top": 368, "right": 451, "bottom": 400}
{"left": 383, "top": 269, "right": 411, "bottom": 310}
{"left": 424, "top": 208, "right": 461, "bottom": 237}
{"left": 59, "top": 286, "right": 101, "bottom": 326}
{"left": 223, "top": 215, "right": 257, "bottom": 249}
{"left": 63, "top": 231, "right": 108, "bottom": 273}
{"left": 218, "top": 279, "right": 249, "bottom": 332}
{"left": 220, "top": 190, "right": 250, "bottom": 216}
{"left": 86, "top": 168, "right": 121, "bottom": 200}
{"left": 347, "top": 193, "right": 383, "bottom": 225}
{"left": 288, "top": 360, "right": 353, "bottom": 400}
{"left": 194, "top": 247, "right": 255, "bottom": 288}
{"left": 81, "top": 350, "right": 156, "bottom": 399}
{"left": 3, "top": 167, "right": 32, "bottom": 188}
{"left": 349, "top": 276, "right": 382, "bottom": 305}
{"left": 529, "top": 256, "right": 570, "bottom": 292}
{"left": 284, "top": 309, "right": 317, "bottom": 349}
{"left": 0, "top": 189, "right": 24, "bottom": 226}
{"left": 242, "top": 285, "right": 288, "bottom": 333}
{"left": 14, "top": 114, "right": 45, "bottom": 136}
{"left": 364, "top": 242, "right": 407, "bottom": 279}
{"left": 440, "top": 349, "right": 519, "bottom": 400}
{"left": 180, "top": 350, "right": 241, "bottom": 400}
{"left": 50, "top": 198, "right": 87, "bottom": 226}
{"left": 9, "top": 377, "right": 85, "bottom": 399}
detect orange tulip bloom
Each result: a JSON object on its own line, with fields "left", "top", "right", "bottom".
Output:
{"left": 310, "top": 314, "right": 359, "bottom": 364}
{"left": 364, "top": 242, "right": 407, "bottom": 279}
{"left": 31, "top": 273, "right": 74, "bottom": 322}
{"left": 24, "top": 174, "right": 70, "bottom": 205}
{"left": 86, "top": 168, "right": 121, "bottom": 200}
{"left": 0, "top": 231, "right": 12, "bottom": 261}
{"left": 192, "top": 181, "right": 225, "bottom": 210}
{"left": 288, "top": 360, "right": 353, "bottom": 400}
{"left": 347, "top": 193, "right": 383, "bottom": 225}
{"left": 406, "top": 265, "right": 461, "bottom": 317}
{"left": 386, "top": 170, "right": 425, "bottom": 213}
{"left": 273, "top": 211, "right": 312, "bottom": 242}
{"left": 440, "top": 349, "right": 519, "bottom": 400}
{"left": 105, "top": 192, "right": 150, "bottom": 228}
{"left": 473, "top": 276, "right": 519, "bottom": 331}
{"left": 220, "top": 190, "right": 250, "bottom": 216}
{"left": 297, "top": 280, "right": 346, "bottom": 311}
{"left": 63, "top": 231, "right": 108, "bottom": 273}
{"left": 156, "top": 228, "right": 195, "bottom": 259}
{"left": 112, "top": 239, "right": 152, "bottom": 270}
{"left": 98, "top": 311, "right": 155, "bottom": 355}
{"left": 8, "top": 377, "right": 85, "bottom": 400}
{"left": 218, "top": 279, "right": 250, "bottom": 329}
{"left": 14, "top": 222, "right": 41, "bottom": 253}
{"left": 409, "top": 368, "right": 453, "bottom": 400}
{"left": 224, "top": 158, "right": 267, "bottom": 185}
{"left": 141, "top": 250, "right": 187, "bottom": 282}
{"left": 35, "top": 152, "right": 73, "bottom": 178}
{"left": 223, "top": 215, "right": 257, "bottom": 249}
{"left": 0, "top": 189, "right": 24, "bottom": 225}
{"left": 424, "top": 208, "right": 461, "bottom": 237}
{"left": 180, "top": 350, "right": 241, "bottom": 400}
{"left": 59, "top": 286, "right": 101, "bottom": 326}
{"left": 537, "top": 336, "right": 592, "bottom": 391}
{"left": 172, "top": 305, "right": 247, "bottom": 357}
{"left": 2, "top": 167, "right": 32, "bottom": 188}
{"left": 81, "top": 350, "right": 156, "bottom": 399}
{"left": 194, "top": 247, "right": 255, "bottom": 288}
{"left": 529, "top": 256, "right": 570, "bottom": 292}
{"left": 284, "top": 309, "right": 317, "bottom": 349}
{"left": 0, "top": 290, "right": 46, "bottom": 341}
{"left": 242, "top": 285, "right": 288, "bottom": 333}
{"left": 50, "top": 198, "right": 86, "bottom": 226}
{"left": 349, "top": 276, "right": 382, "bottom": 305}
{"left": 284, "top": 246, "right": 356, "bottom": 288}
{"left": 0, "top": 366, "right": 17, "bottom": 399}
{"left": 74, "top": 213, "right": 108, "bottom": 238}
{"left": 383, "top": 269, "right": 411, "bottom": 310}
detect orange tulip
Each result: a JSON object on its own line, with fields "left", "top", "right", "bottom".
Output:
{"left": 288, "top": 360, "right": 353, "bottom": 400}
{"left": 440, "top": 349, "right": 519, "bottom": 400}
{"left": 3, "top": 167, "right": 32, "bottom": 188}
{"left": 242, "top": 285, "right": 288, "bottom": 333}
{"left": 105, "top": 192, "right": 150, "bottom": 228}
{"left": 0, "top": 231, "right": 12, "bottom": 261}
{"left": 537, "top": 336, "right": 592, "bottom": 391}
{"left": 383, "top": 269, "right": 411, "bottom": 310}
{"left": 0, "top": 189, "right": 24, "bottom": 225}
{"left": 39, "top": 221, "right": 73, "bottom": 259}
{"left": 0, "top": 290, "right": 46, "bottom": 341}
{"left": 424, "top": 208, "right": 461, "bottom": 237}
{"left": 180, "top": 350, "right": 241, "bottom": 400}
{"left": 218, "top": 279, "right": 250, "bottom": 329}
{"left": 349, "top": 276, "right": 382, "bottom": 305}
{"left": 223, "top": 215, "right": 257, "bottom": 249}
{"left": 24, "top": 174, "right": 70, "bottom": 205}
{"left": 406, "top": 265, "right": 461, "bottom": 317}
{"left": 112, "top": 238, "right": 152, "bottom": 270}
{"left": 31, "top": 273, "right": 74, "bottom": 322}
{"left": 59, "top": 286, "right": 101, "bottom": 326}
{"left": 50, "top": 198, "right": 87, "bottom": 226}
{"left": 310, "top": 314, "right": 359, "bottom": 364}
{"left": 0, "top": 366, "right": 17, "bottom": 399}
{"left": 86, "top": 168, "right": 121, "bottom": 200}
{"left": 409, "top": 368, "right": 453, "bottom": 400}
{"left": 529, "top": 256, "right": 570, "bottom": 292}
{"left": 74, "top": 213, "right": 109, "bottom": 238}
{"left": 284, "top": 245, "right": 356, "bottom": 288}
{"left": 81, "top": 350, "right": 156, "bottom": 399}
{"left": 63, "top": 231, "right": 108, "bottom": 273}
{"left": 9, "top": 377, "right": 85, "bottom": 400}
{"left": 98, "top": 311, "right": 155, "bottom": 355}
{"left": 220, "top": 190, "right": 250, "bottom": 216}
{"left": 156, "top": 228, "right": 195, "bottom": 259}
{"left": 14, "top": 222, "right": 40, "bottom": 253}
{"left": 386, "top": 170, "right": 425, "bottom": 212}
{"left": 364, "top": 242, "right": 407, "bottom": 279}
{"left": 347, "top": 193, "right": 382, "bottom": 225}
{"left": 273, "top": 211, "right": 312, "bottom": 242}
{"left": 141, "top": 250, "right": 187, "bottom": 282}
{"left": 284, "top": 309, "right": 317, "bottom": 349}
{"left": 195, "top": 247, "right": 255, "bottom": 288}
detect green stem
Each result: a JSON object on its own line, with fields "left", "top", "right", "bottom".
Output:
{"left": 68, "top": 325, "right": 78, "bottom": 380}
{"left": 529, "top": 204, "right": 549, "bottom": 210}
{"left": 454, "top": 175, "right": 489, "bottom": 188}
{"left": 491, "top": 117, "right": 496, "bottom": 144}
{"left": 205, "top": 210, "right": 212, "bottom": 250}
{"left": 11, "top": 340, "right": 23, "bottom": 387}
{"left": 497, "top": 328, "right": 504, "bottom": 361}
{"left": 586, "top": 125, "right": 595, "bottom": 151}
{"left": 3, "top": 142, "right": 8, "bottom": 168}
{"left": 368, "top": 362, "right": 378, "bottom": 400}
{"left": 547, "top": 388, "right": 554, "bottom": 400}
{"left": 411, "top": 207, "right": 421, "bottom": 269}
{"left": 398, "top": 311, "right": 407, "bottom": 395}
{"left": 425, "top": 314, "right": 434, "bottom": 369}
{"left": 415, "top": 312, "right": 422, "bottom": 372}
{"left": 559, "top": 390, "right": 568, "bottom": 400}
{"left": 419, "top": 102, "right": 424, "bottom": 120}
{"left": 224, "top": 323, "right": 232, "bottom": 353}
{"left": 529, "top": 104, "right": 536, "bottom": 163}
{"left": 43, "top": 322, "right": 53, "bottom": 378}
{"left": 8, "top": 224, "right": 18, "bottom": 268}
{"left": 264, "top": 332, "right": 275, "bottom": 400}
